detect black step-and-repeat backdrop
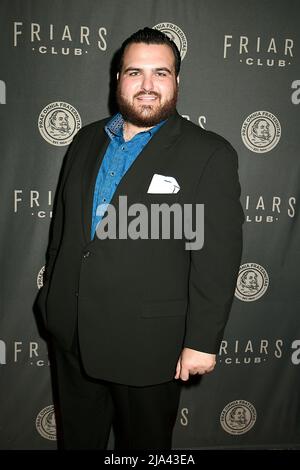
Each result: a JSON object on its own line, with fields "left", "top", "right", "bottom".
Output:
{"left": 1, "top": 0, "right": 299, "bottom": 450}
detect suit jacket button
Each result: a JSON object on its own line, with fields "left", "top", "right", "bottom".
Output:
{"left": 83, "top": 251, "right": 91, "bottom": 258}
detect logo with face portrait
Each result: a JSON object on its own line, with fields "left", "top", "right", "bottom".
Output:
{"left": 35, "top": 405, "right": 57, "bottom": 440}
{"left": 241, "top": 111, "right": 281, "bottom": 153}
{"left": 38, "top": 101, "right": 81, "bottom": 146}
{"left": 235, "top": 262, "right": 269, "bottom": 302}
{"left": 220, "top": 400, "right": 257, "bottom": 435}
{"left": 153, "top": 23, "right": 187, "bottom": 60}
{"left": 37, "top": 266, "right": 45, "bottom": 289}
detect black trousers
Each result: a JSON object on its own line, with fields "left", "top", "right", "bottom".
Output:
{"left": 51, "top": 333, "right": 182, "bottom": 450}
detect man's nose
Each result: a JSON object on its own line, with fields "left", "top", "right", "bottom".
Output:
{"left": 141, "top": 74, "right": 154, "bottom": 91}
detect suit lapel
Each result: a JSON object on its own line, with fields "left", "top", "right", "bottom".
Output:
{"left": 82, "top": 111, "right": 183, "bottom": 244}
{"left": 81, "top": 121, "right": 110, "bottom": 243}
{"left": 109, "top": 111, "right": 183, "bottom": 203}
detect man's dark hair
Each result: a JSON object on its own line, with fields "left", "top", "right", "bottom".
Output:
{"left": 118, "top": 27, "right": 181, "bottom": 76}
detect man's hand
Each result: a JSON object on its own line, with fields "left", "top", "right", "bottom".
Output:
{"left": 175, "top": 348, "right": 216, "bottom": 381}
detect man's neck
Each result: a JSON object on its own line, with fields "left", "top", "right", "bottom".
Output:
{"left": 123, "top": 121, "right": 154, "bottom": 142}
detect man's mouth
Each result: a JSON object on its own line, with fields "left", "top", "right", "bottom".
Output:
{"left": 136, "top": 94, "right": 158, "bottom": 101}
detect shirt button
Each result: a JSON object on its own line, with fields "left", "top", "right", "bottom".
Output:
{"left": 110, "top": 171, "right": 115, "bottom": 176}
{"left": 121, "top": 146, "right": 125, "bottom": 150}
{"left": 83, "top": 251, "right": 91, "bottom": 258}
{"left": 102, "top": 198, "right": 106, "bottom": 202}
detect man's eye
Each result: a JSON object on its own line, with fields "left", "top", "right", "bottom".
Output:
{"left": 129, "top": 71, "right": 139, "bottom": 76}
{"left": 156, "top": 72, "right": 167, "bottom": 77}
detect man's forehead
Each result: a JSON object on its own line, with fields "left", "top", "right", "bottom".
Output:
{"left": 123, "top": 43, "right": 175, "bottom": 64}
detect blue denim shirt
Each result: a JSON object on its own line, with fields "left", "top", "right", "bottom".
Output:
{"left": 91, "top": 113, "right": 166, "bottom": 239}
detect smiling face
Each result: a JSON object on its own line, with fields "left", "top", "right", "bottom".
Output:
{"left": 116, "top": 42, "right": 179, "bottom": 127}
{"left": 52, "top": 111, "right": 69, "bottom": 131}
{"left": 254, "top": 119, "right": 270, "bottom": 139}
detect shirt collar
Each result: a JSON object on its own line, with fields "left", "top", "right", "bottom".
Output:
{"left": 105, "top": 112, "right": 167, "bottom": 141}
{"left": 105, "top": 113, "right": 124, "bottom": 139}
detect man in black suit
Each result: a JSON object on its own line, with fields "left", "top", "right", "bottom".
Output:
{"left": 37, "top": 27, "right": 244, "bottom": 450}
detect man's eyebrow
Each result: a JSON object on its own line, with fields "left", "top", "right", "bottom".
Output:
{"left": 123, "top": 67, "right": 141, "bottom": 73}
{"left": 154, "top": 67, "right": 172, "bottom": 73}
{"left": 123, "top": 67, "right": 172, "bottom": 74}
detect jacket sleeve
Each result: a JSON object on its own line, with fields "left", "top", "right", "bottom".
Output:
{"left": 43, "top": 130, "right": 82, "bottom": 284}
{"left": 35, "top": 131, "right": 82, "bottom": 322}
{"left": 183, "top": 142, "right": 244, "bottom": 353}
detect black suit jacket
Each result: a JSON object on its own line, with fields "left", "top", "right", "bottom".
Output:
{"left": 37, "top": 111, "right": 244, "bottom": 386}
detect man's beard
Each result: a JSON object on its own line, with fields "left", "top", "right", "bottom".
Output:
{"left": 116, "top": 84, "right": 178, "bottom": 127}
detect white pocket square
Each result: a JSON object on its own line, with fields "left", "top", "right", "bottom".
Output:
{"left": 147, "top": 174, "right": 180, "bottom": 194}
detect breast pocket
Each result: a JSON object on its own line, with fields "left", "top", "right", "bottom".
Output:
{"left": 143, "top": 193, "right": 180, "bottom": 205}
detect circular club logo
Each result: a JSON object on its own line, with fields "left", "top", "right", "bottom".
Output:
{"left": 241, "top": 111, "right": 281, "bottom": 153}
{"left": 38, "top": 101, "right": 81, "bottom": 146}
{"left": 235, "top": 263, "right": 269, "bottom": 302}
{"left": 36, "top": 405, "right": 57, "bottom": 440}
{"left": 153, "top": 23, "right": 187, "bottom": 60}
{"left": 220, "top": 400, "right": 256, "bottom": 435}
{"left": 37, "top": 266, "right": 45, "bottom": 290}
